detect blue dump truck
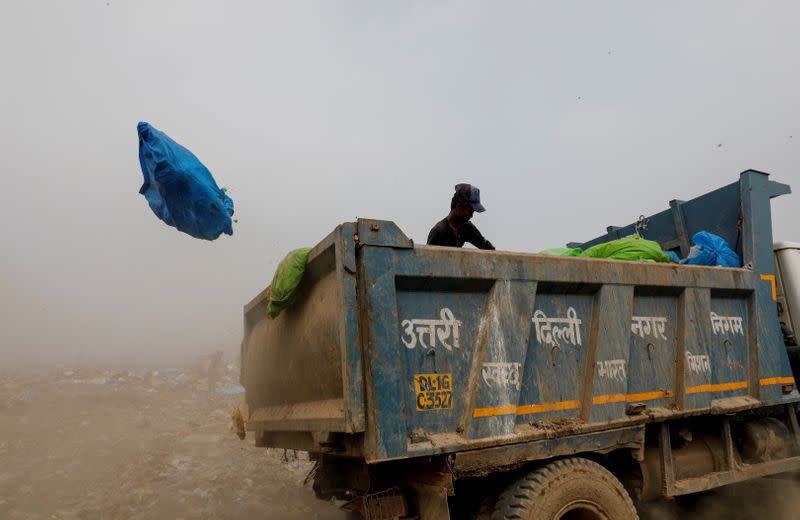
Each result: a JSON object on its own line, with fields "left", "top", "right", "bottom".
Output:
{"left": 241, "top": 170, "right": 800, "bottom": 519}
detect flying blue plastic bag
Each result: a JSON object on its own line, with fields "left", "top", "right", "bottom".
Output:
{"left": 137, "top": 122, "right": 234, "bottom": 240}
{"left": 681, "top": 231, "right": 741, "bottom": 267}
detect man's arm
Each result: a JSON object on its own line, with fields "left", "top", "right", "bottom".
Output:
{"left": 463, "top": 223, "right": 495, "bottom": 250}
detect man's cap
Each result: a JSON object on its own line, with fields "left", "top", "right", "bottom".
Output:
{"left": 454, "top": 183, "right": 486, "bottom": 212}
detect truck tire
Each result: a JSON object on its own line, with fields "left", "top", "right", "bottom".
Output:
{"left": 491, "top": 458, "right": 638, "bottom": 520}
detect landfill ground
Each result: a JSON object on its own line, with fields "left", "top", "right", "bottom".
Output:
{"left": 1, "top": 361, "right": 799, "bottom": 520}
{"left": 0, "top": 362, "right": 347, "bottom": 520}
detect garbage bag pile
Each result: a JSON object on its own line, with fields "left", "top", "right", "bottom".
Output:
{"left": 267, "top": 247, "right": 312, "bottom": 319}
{"left": 540, "top": 231, "right": 740, "bottom": 267}
{"left": 137, "top": 122, "right": 234, "bottom": 240}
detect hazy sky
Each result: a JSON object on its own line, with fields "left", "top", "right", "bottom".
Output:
{"left": 1, "top": 1, "right": 798, "bottom": 365}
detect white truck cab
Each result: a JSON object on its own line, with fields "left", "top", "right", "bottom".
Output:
{"left": 776, "top": 241, "right": 800, "bottom": 346}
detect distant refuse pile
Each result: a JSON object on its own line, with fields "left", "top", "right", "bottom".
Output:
{"left": 51, "top": 357, "right": 242, "bottom": 394}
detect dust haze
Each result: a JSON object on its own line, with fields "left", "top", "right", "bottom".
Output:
{"left": 1, "top": 1, "right": 800, "bottom": 519}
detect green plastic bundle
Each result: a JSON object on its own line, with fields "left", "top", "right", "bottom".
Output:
{"left": 267, "top": 247, "right": 312, "bottom": 319}
{"left": 580, "top": 235, "right": 670, "bottom": 263}
{"left": 539, "top": 247, "right": 583, "bottom": 256}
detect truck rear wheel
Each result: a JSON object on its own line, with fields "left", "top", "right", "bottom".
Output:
{"left": 492, "top": 457, "right": 638, "bottom": 520}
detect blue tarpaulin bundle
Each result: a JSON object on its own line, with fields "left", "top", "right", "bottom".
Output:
{"left": 137, "top": 122, "right": 234, "bottom": 240}
{"left": 681, "top": 231, "right": 741, "bottom": 267}
{"left": 664, "top": 250, "right": 681, "bottom": 263}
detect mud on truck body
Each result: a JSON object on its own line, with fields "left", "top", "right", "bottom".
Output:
{"left": 241, "top": 170, "right": 800, "bottom": 519}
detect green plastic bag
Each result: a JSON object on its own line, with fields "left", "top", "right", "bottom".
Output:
{"left": 539, "top": 247, "right": 583, "bottom": 256}
{"left": 267, "top": 247, "right": 312, "bottom": 319}
{"left": 580, "top": 235, "right": 670, "bottom": 263}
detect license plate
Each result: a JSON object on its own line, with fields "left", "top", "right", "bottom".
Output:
{"left": 414, "top": 373, "right": 453, "bottom": 411}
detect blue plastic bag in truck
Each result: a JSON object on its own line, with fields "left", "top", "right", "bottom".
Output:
{"left": 681, "top": 231, "right": 741, "bottom": 267}
{"left": 137, "top": 121, "right": 234, "bottom": 240}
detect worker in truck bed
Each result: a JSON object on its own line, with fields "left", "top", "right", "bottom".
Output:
{"left": 427, "top": 183, "right": 495, "bottom": 250}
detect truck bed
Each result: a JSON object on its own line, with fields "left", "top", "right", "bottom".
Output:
{"left": 241, "top": 170, "right": 797, "bottom": 469}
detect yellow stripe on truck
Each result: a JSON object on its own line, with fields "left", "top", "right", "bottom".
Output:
{"left": 471, "top": 380, "right": 789, "bottom": 419}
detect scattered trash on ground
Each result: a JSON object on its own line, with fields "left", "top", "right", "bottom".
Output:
{"left": 219, "top": 382, "right": 245, "bottom": 395}
{"left": 0, "top": 357, "right": 345, "bottom": 519}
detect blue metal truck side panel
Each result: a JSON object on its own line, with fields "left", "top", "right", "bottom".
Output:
{"left": 356, "top": 250, "right": 791, "bottom": 461}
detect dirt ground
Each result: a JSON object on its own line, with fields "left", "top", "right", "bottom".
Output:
{"left": 1, "top": 362, "right": 799, "bottom": 520}
{"left": 0, "top": 363, "right": 346, "bottom": 520}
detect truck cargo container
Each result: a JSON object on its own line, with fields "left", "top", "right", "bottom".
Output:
{"left": 241, "top": 169, "right": 800, "bottom": 519}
